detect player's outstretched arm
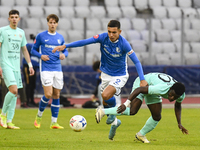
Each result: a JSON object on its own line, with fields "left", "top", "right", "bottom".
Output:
{"left": 174, "top": 101, "right": 189, "bottom": 134}
{"left": 117, "top": 86, "right": 148, "bottom": 113}
{"left": 52, "top": 45, "right": 66, "bottom": 53}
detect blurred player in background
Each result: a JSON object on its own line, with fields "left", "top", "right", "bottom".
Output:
{"left": 96, "top": 73, "right": 188, "bottom": 143}
{"left": 0, "top": 10, "right": 34, "bottom": 129}
{"left": 31, "top": 14, "right": 68, "bottom": 129}
{"left": 52, "top": 20, "right": 147, "bottom": 139}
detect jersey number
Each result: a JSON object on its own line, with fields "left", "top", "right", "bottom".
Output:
{"left": 158, "top": 73, "right": 176, "bottom": 83}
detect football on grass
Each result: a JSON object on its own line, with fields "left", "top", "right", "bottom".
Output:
{"left": 69, "top": 115, "right": 87, "bottom": 132}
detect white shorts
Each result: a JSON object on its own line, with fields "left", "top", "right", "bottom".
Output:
{"left": 100, "top": 72, "right": 129, "bottom": 96}
{"left": 41, "top": 71, "right": 64, "bottom": 89}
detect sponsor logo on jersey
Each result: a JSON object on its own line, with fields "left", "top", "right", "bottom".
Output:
{"left": 104, "top": 45, "right": 109, "bottom": 47}
{"left": 45, "top": 44, "right": 57, "bottom": 49}
{"left": 127, "top": 49, "right": 134, "bottom": 55}
{"left": 93, "top": 34, "right": 99, "bottom": 39}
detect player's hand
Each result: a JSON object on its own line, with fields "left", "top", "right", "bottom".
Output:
{"left": 29, "top": 67, "right": 35, "bottom": 76}
{"left": 41, "top": 55, "right": 49, "bottom": 61}
{"left": 59, "top": 54, "right": 65, "bottom": 60}
{"left": 0, "top": 67, "right": 3, "bottom": 78}
{"left": 52, "top": 45, "right": 66, "bottom": 53}
{"left": 178, "top": 124, "right": 189, "bottom": 134}
{"left": 117, "top": 104, "right": 126, "bottom": 113}
{"left": 140, "top": 80, "right": 148, "bottom": 87}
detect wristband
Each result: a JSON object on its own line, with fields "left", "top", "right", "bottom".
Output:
{"left": 124, "top": 99, "right": 131, "bottom": 107}
{"left": 28, "top": 62, "right": 33, "bottom": 68}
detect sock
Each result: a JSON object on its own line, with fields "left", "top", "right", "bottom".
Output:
{"left": 38, "top": 96, "right": 50, "bottom": 116}
{"left": 111, "top": 117, "right": 118, "bottom": 126}
{"left": 140, "top": 116, "right": 159, "bottom": 136}
{"left": 104, "top": 107, "right": 130, "bottom": 116}
{"left": 51, "top": 99, "right": 60, "bottom": 122}
{"left": 2, "top": 91, "right": 16, "bottom": 114}
{"left": 7, "top": 96, "right": 17, "bottom": 122}
{"left": 104, "top": 96, "right": 116, "bottom": 107}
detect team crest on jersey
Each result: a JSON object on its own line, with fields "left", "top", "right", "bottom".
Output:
{"left": 57, "top": 39, "right": 61, "bottom": 44}
{"left": 116, "top": 47, "right": 120, "bottom": 53}
{"left": 19, "top": 34, "right": 22, "bottom": 38}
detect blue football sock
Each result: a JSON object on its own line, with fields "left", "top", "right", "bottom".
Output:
{"left": 104, "top": 96, "right": 116, "bottom": 107}
{"left": 51, "top": 99, "right": 60, "bottom": 118}
{"left": 39, "top": 96, "right": 50, "bottom": 112}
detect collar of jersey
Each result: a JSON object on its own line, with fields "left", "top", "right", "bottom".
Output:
{"left": 47, "top": 31, "right": 56, "bottom": 35}
{"left": 109, "top": 38, "right": 119, "bottom": 43}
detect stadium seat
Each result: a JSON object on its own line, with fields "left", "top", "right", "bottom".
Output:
{"left": 167, "top": 7, "right": 182, "bottom": 19}
{"left": 67, "top": 51, "right": 84, "bottom": 65}
{"left": 155, "top": 53, "right": 171, "bottom": 65}
{"left": 90, "top": 6, "right": 106, "bottom": 18}
{"left": 15, "top": 0, "right": 29, "bottom": 6}
{"left": 190, "top": 42, "right": 200, "bottom": 54}
{"left": 140, "top": 30, "right": 155, "bottom": 43}
{"left": 59, "top": 6, "right": 75, "bottom": 18}
{"left": 46, "top": 0, "right": 60, "bottom": 6}
{"left": 163, "top": 0, "right": 177, "bottom": 7}
{"left": 106, "top": 6, "right": 122, "bottom": 19}
{"left": 75, "top": 0, "right": 90, "bottom": 6}
{"left": 177, "top": 0, "right": 192, "bottom": 8}
{"left": 119, "top": 0, "right": 133, "bottom": 6}
{"left": 131, "top": 18, "right": 147, "bottom": 31}
{"left": 151, "top": 19, "right": 162, "bottom": 30}
{"left": 57, "top": 18, "right": 72, "bottom": 30}
{"left": 43, "top": 7, "right": 60, "bottom": 17}
{"left": 120, "top": 6, "right": 136, "bottom": 18}
{"left": 174, "top": 42, "right": 191, "bottom": 53}
{"left": 148, "top": 0, "right": 162, "bottom": 8}
{"left": 28, "top": 6, "right": 44, "bottom": 18}
{"left": 182, "top": 8, "right": 198, "bottom": 18}
{"left": 86, "top": 43, "right": 100, "bottom": 53}
{"left": 30, "top": 0, "right": 45, "bottom": 6}
{"left": 130, "top": 40, "right": 147, "bottom": 53}
{"left": 134, "top": 0, "right": 148, "bottom": 11}
{"left": 175, "top": 19, "right": 190, "bottom": 30}
{"left": 152, "top": 6, "right": 167, "bottom": 19}
{"left": 25, "top": 18, "right": 41, "bottom": 29}
{"left": 40, "top": 18, "right": 48, "bottom": 30}
{"left": 125, "top": 30, "right": 141, "bottom": 41}
{"left": 104, "top": 0, "right": 119, "bottom": 7}
{"left": 184, "top": 30, "right": 200, "bottom": 42}
{"left": 13, "top": 6, "right": 28, "bottom": 18}
{"left": 86, "top": 18, "right": 101, "bottom": 31}
{"left": 74, "top": 6, "right": 90, "bottom": 18}
{"left": 101, "top": 18, "right": 113, "bottom": 30}
{"left": 71, "top": 18, "right": 84, "bottom": 30}
{"left": 184, "top": 53, "right": 200, "bottom": 65}
{"left": 120, "top": 31, "right": 127, "bottom": 39}
{"left": 161, "top": 19, "right": 177, "bottom": 31}
{"left": 140, "top": 52, "right": 156, "bottom": 65}
{"left": 67, "top": 30, "right": 83, "bottom": 42}
{"left": 193, "top": 0, "right": 200, "bottom": 8}
{"left": 155, "top": 29, "right": 171, "bottom": 42}
{"left": 152, "top": 42, "right": 163, "bottom": 53}
{"left": 0, "top": 18, "right": 9, "bottom": 27}
{"left": 169, "top": 53, "right": 182, "bottom": 65}
{"left": 86, "top": 30, "right": 96, "bottom": 38}
{"left": 60, "top": 0, "right": 74, "bottom": 6}
{"left": 1, "top": 0, "right": 15, "bottom": 6}
{"left": 119, "top": 18, "right": 132, "bottom": 30}
{"left": 56, "top": 29, "right": 68, "bottom": 42}
{"left": 162, "top": 42, "right": 176, "bottom": 53}
{"left": 23, "top": 28, "right": 38, "bottom": 43}
{"left": 190, "top": 19, "right": 200, "bottom": 30}
{"left": 170, "top": 30, "right": 181, "bottom": 42}
{"left": 0, "top": 6, "right": 12, "bottom": 17}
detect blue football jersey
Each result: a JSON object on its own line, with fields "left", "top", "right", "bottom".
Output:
{"left": 32, "top": 30, "right": 66, "bottom": 71}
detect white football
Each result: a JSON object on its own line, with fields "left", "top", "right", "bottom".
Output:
{"left": 69, "top": 115, "right": 87, "bottom": 132}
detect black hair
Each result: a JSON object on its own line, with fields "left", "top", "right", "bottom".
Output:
{"left": 171, "top": 82, "right": 185, "bottom": 96}
{"left": 107, "top": 20, "right": 120, "bottom": 29}
{"left": 47, "top": 14, "right": 59, "bottom": 23}
{"left": 9, "top": 9, "right": 19, "bottom": 16}
{"left": 92, "top": 61, "right": 100, "bottom": 71}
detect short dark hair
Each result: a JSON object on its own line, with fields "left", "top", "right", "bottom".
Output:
{"left": 92, "top": 61, "right": 100, "bottom": 71}
{"left": 171, "top": 82, "right": 185, "bottom": 96}
{"left": 47, "top": 14, "right": 59, "bottom": 23}
{"left": 107, "top": 20, "right": 120, "bottom": 29}
{"left": 9, "top": 9, "right": 19, "bottom": 16}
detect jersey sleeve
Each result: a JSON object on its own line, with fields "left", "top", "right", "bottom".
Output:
{"left": 123, "top": 39, "right": 132, "bottom": 53}
{"left": 148, "top": 84, "right": 169, "bottom": 95}
{"left": 21, "top": 30, "right": 27, "bottom": 47}
{"left": 176, "top": 93, "right": 185, "bottom": 103}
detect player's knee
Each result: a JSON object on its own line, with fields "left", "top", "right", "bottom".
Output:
{"left": 130, "top": 109, "right": 138, "bottom": 115}
{"left": 101, "top": 93, "right": 110, "bottom": 100}
{"left": 44, "top": 93, "right": 52, "bottom": 99}
{"left": 152, "top": 115, "right": 161, "bottom": 121}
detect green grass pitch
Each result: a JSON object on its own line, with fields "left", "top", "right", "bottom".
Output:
{"left": 0, "top": 108, "right": 199, "bottom": 150}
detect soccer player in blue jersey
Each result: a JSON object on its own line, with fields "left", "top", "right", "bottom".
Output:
{"left": 0, "top": 10, "right": 34, "bottom": 129}
{"left": 31, "top": 14, "right": 68, "bottom": 129}
{"left": 96, "top": 73, "right": 189, "bottom": 143}
{"left": 52, "top": 20, "right": 147, "bottom": 138}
